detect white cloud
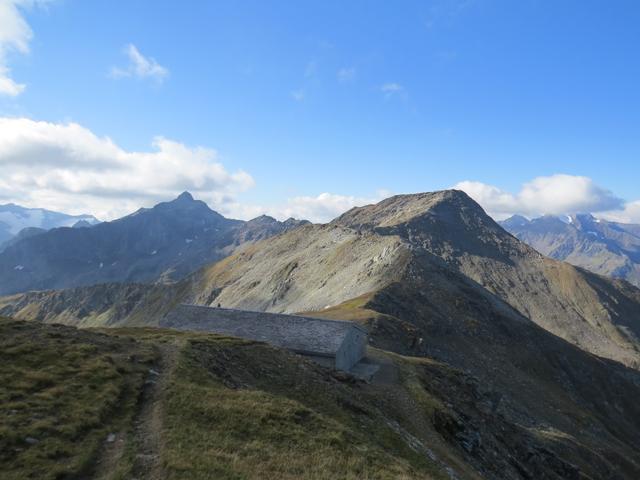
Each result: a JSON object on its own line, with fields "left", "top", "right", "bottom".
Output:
{"left": 600, "top": 201, "right": 640, "bottom": 224}
{"left": 337, "top": 67, "right": 356, "bottom": 83}
{"left": 111, "top": 44, "right": 169, "bottom": 82}
{"left": 275, "top": 193, "right": 380, "bottom": 222}
{"left": 0, "top": 118, "right": 390, "bottom": 224}
{"left": 0, "top": 68, "right": 25, "bottom": 96}
{"left": 226, "top": 191, "right": 389, "bottom": 223}
{"left": 0, "top": 0, "right": 49, "bottom": 96}
{"left": 0, "top": 117, "right": 253, "bottom": 220}
{"left": 454, "top": 174, "right": 626, "bottom": 220}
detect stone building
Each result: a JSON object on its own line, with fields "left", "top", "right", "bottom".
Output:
{"left": 162, "top": 304, "right": 368, "bottom": 371}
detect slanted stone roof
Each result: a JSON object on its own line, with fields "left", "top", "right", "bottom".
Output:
{"left": 162, "top": 304, "right": 367, "bottom": 357}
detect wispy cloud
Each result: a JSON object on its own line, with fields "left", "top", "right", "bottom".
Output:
{"left": 381, "top": 83, "right": 403, "bottom": 93}
{"left": 289, "top": 60, "right": 319, "bottom": 102}
{"left": 110, "top": 44, "right": 169, "bottom": 83}
{"left": 380, "top": 82, "right": 407, "bottom": 100}
{"left": 425, "top": 0, "right": 477, "bottom": 30}
{"left": 337, "top": 67, "right": 356, "bottom": 83}
{"left": 304, "top": 60, "right": 317, "bottom": 78}
{"left": 290, "top": 89, "right": 305, "bottom": 102}
{"left": 0, "top": 0, "right": 50, "bottom": 96}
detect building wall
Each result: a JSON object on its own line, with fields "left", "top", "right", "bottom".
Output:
{"left": 335, "top": 327, "right": 367, "bottom": 371}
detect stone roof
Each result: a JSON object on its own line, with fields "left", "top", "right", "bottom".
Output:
{"left": 162, "top": 304, "right": 367, "bottom": 357}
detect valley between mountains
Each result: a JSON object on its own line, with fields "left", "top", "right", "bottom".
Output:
{"left": 2, "top": 190, "right": 640, "bottom": 479}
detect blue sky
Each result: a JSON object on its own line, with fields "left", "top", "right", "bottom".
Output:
{"left": 0, "top": 0, "right": 639, "bottom": 222}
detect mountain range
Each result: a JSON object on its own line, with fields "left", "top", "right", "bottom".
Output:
{"left": 500, "top": 213, "right": 640, "bottom": 287}
{"left": 2, "top": 190, "right": 640, "bottom": 478}
{"left": 0, "top": 203, "right": 98, "bottom": 248}
{"left": 5, "top": 191, "right": 640, "bottom": 367}
{"left": 0, "top": 192, "right": 307, "bottom": 295}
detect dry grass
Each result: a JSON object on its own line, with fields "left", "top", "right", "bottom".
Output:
{"left": 0, "top": 317, "right": 154, "bottom": 480}
{"left": 0, "top": 319, "right": 457, "bottom": 480}
{"left": 161, "top": 336, "right": 442, "bottom": 480}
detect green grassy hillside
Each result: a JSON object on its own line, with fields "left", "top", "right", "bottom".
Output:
{"left": 161, "top": 335, "right": 445, "bottom": 480}
{"left": 0, "top": 318, "right": 463, "bottom": 480}
{"left": 3, "top": 316, "right": 639, "bottom": 479}
{"left": 0, "top": 317, "right": 155, "bottom": 479}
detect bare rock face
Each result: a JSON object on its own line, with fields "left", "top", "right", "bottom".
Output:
{"left": 189, "top": 223, "right": 410, "bottom": 314}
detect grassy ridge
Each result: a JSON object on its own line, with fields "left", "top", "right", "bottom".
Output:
{"left": 0, "top": 320, "right": 451, "bottom": 479}
{"left": 0, "top": 318, "right": 155, "bottom": 479}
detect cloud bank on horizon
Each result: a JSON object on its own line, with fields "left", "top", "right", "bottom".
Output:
{"left": 0, "top": 115, "right": 638, "bottom": 225}
{"left": 455, "top": 175, "right": 639, "bottom": 224}
{"left": 0, "top": 117, "right": 253, "bottom": 220}
{"left": 0, "top": 117, "right": 385, "bottom": 223}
